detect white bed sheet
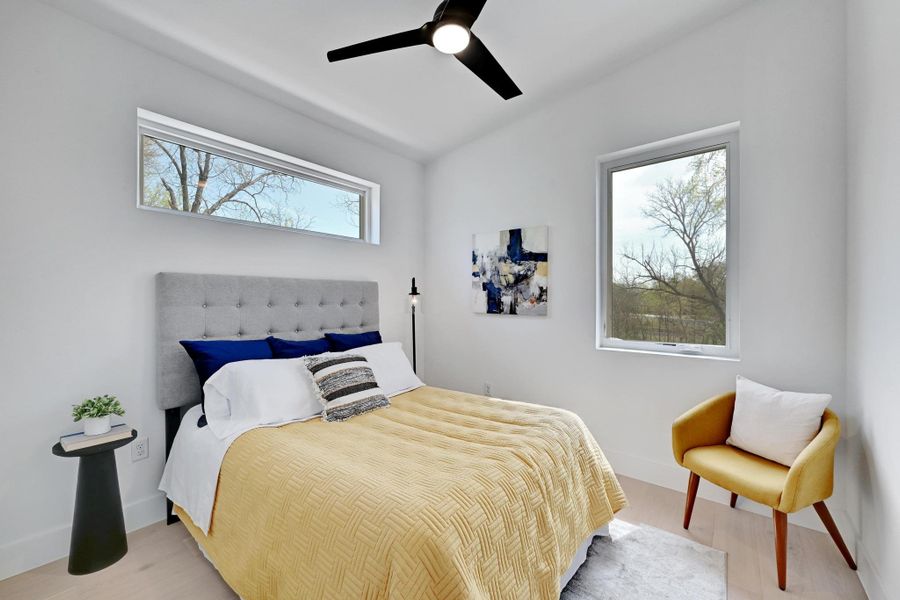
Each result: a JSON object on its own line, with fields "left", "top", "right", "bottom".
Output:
{"left": 158, "top": 404, "right": 317, "bottom": 534}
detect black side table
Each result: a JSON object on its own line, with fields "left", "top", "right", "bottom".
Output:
{"left": 52, "top": 429, "right": 137, "bottom": 575}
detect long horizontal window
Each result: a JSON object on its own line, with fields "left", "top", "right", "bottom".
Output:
{"left": 597, "top": 125, "right": 739, "bottom": 358}
{"left": 137, "top": 109, "right": 380, "bottom": 243}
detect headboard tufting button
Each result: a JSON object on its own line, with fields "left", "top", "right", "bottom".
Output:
{"left": 202, "top": 303, "right": 207, "bottom": 309}
{"left": 236, "top": 303, "right": 241, "bottom": 308}
{"left": 202, "top": 335, "right": 207, "bottom": 339}
{"left": 267, "top": 302, "right": 272, "bottom": 308}
{"left": 295, "top": 302, "right": 300, "bottom": 307}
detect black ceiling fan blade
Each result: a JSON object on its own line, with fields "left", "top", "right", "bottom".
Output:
{"left": 454, "top": 33, "right": 521, "bottom": 100}
{"left": 327, "top": 26, "right": 429, "bottom": 62}
{"left": 437, "top": 0, "right": 488, "bottom": 26}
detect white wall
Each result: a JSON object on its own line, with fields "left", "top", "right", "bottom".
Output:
{"left": 424, "top": 0, "right": 848, "bottom": 530}
{"left": 0, "top": 0, "right": 424, "bottom": 579}
{"left": 846, "top": 1, "right": 900, "bottom": 598}
{"left": 7, "top": 0, "right": 889, "bottom": 590}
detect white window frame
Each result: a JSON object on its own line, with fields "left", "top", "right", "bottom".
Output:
{"left": 137, "top": 108, "right": 380, "bottom": 244}
{"left": 596, "top": 123, "right": 740, "bottom": 359}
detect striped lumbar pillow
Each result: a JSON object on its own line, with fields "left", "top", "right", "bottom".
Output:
{"left": 304, "top": 354, "right": 390, "bottom": 422}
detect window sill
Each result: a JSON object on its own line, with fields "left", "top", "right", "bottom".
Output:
{"left": 595, "top": 345, "right": 740, "bottom": 362}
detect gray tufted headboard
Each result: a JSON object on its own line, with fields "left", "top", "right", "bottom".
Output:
{"left": 156, "top": 272, "right": 379, "bottom": 411}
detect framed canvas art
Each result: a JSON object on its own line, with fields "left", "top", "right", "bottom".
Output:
{"left": 472, "top": 226, "right": 548, "bottom": 316}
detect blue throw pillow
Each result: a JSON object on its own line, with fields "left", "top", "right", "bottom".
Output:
{"left": 266, "top": 336, "right": 329, "bottom": 359}
{"left": 179, "top": 339, "right": 273, "bottom": 386}
{"left": 325, "top": 331, "right": 382, "bottom": 352}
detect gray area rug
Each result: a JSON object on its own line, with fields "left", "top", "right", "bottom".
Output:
{"left": 561, "top": 520, "right": 726, "bottom": 600}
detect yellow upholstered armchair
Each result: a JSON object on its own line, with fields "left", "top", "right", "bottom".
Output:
{"left": 672, "top": 392, "right": 856, "bottom": 591}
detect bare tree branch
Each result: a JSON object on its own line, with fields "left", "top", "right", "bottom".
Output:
{"left": 143, "top": 137, "right": 316, "bottom": 230}
{"left": 159, "top": 178, "right": 178, "bottom": 210}
{"left": 190, "top": 152, "right": 212, "bottom": 213}
{"left": 612, "top": 149, "right": 728, "bottom": 343}
{"left": 204, "top": 171, "right": 272, "bottom": 216}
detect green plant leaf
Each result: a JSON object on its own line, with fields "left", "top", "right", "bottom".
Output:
{"left": 71, "top": 395, "right": 125, "bottom": 422}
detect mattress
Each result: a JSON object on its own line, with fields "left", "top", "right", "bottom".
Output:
{"left": 174, "top": 386, "right": 627, "bottom": 599}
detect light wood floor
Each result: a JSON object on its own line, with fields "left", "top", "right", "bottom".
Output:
{"left": 0, "top": 475, "right": 866, "bottom": 600}
{"left": 615, "top": 476, "right": 866, "bottom": 600}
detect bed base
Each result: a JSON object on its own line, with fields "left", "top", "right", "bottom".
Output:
{"left": 165, "top": 407, "right": 181, "bottom": 525}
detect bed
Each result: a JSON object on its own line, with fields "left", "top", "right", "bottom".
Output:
{"left": 156, "top": 273, "right": 626, "bottom": 599}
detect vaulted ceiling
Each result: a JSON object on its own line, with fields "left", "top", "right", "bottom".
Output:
{"left": 46, "top": 0, "right": 754, "bottom": 160}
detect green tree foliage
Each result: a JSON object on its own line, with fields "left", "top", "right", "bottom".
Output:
{"left": 612, "top": 149, "right": 727, "bottom": 345}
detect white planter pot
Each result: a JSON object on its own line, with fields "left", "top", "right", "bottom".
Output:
{"left": 83, "top": 415, "right": 111, "bottom": 436}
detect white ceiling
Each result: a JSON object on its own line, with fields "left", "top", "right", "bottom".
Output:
{"left": 46, "top": 0, "right": 754, "bottom": 161}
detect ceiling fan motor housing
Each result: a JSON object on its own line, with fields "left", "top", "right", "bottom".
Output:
{"left": 432, "top": 0, "right": 479, "bottom": 28}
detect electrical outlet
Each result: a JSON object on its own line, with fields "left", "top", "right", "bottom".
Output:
{"left": 132, "top": 436, "right": 149, "bottom": 462}
{"left": 483, "top": 383, "right": 492, "bottom": 396}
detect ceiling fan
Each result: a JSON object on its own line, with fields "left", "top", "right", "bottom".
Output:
{"left": 326, "top": 0, "right": 522, "bottom": 100}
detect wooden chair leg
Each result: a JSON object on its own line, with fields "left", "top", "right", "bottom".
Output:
{"left": 813, "top": 501, "right": 857, "bottom": 570}
{"left": 683, "top": 472, "right": 700, "bottom": 529}
{"left": 773, "top": 509, "right": 788, "bottom": 591}
{"left": 730, "top": 492, "right": 738, "bottom": 508}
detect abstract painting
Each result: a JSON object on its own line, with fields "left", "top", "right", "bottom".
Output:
{"left": 472, "top": 226, "right": 549, "bottom": 316}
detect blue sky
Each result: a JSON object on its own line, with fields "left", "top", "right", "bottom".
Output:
{"left": 205, "top": 169, "right": 360, "bottom": 238}
{"left": 278, "top": 179, "right": 360, "bottom": 238}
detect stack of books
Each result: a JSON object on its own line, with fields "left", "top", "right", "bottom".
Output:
{"left": 60, "top": 423, "right": 133, "bottom": 452}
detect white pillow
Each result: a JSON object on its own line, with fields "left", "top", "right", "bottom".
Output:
{"left": 726, "top": 375, "right": 831, "bottom": 466}
{"left": 203, "top": 357, "right": 321, "bottom": 439}
{"left": 348, "top": 342, "right": 423, "bottom": 397}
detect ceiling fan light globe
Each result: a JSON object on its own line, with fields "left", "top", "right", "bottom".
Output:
{"left": 432, "top": 23, "right": 470, "bottom": 54}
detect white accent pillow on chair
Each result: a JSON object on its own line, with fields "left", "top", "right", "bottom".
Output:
{"left": 726, "top": 376, "right": 831, "bottom": 467}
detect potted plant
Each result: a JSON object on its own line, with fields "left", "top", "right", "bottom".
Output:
{"left": 72, "top": 395, "right": 125, "bottom": 436}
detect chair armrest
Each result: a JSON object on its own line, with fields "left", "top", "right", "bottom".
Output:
{"left": 778, "top": 409, "right": 840, "bottom": 513}
{"left": 672, "top": 392, "right": 736, "bottom": 466}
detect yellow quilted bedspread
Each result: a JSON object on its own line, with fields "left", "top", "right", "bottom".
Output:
{"left": 176, "top": 386, "right": 627, "bottom": 599}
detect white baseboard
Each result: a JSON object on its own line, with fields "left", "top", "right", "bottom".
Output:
{"left": 0, "top": 493, "right": 165, "bottom": 581}
{"left": 856, "top": 539, "right": 888, "bottom": 600}
{"left": 604, "top": 447, "right": 853, "bottom": 536}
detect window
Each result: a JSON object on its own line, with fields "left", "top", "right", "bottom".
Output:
{"left": 597, "top": 125, "right": 739, "bottom": 358}
{"left": 137, "top": 109, "right": 380, "bottom": 243}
